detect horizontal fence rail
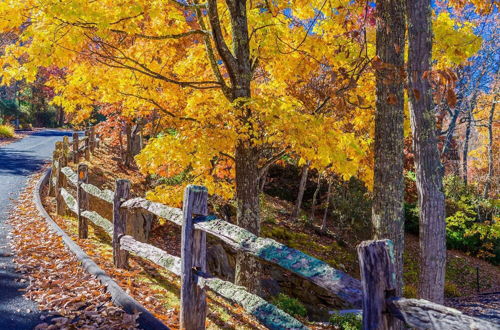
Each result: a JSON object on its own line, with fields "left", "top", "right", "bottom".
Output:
{"left": 357, "top": 240, "right": 498, "bottom": 330}
{"left": 46, "top": 129, "right": 498, "bottom": 330}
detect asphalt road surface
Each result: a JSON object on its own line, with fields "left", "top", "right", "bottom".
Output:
{"left": 0, "top": 130, "right": 72, "bottom": 329}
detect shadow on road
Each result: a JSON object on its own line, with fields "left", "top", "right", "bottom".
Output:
{"left": 0, "top": 149, "right": 46, "bottom": 176}
{"left": 28, "top": 130, "right": 74, "bottom": 137}
{"left": 0, "top": 130, "right": 74, "bottom": 176}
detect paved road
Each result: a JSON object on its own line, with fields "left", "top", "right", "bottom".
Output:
{"left": 0, "top": 130, "right": 72, "bottom": 329}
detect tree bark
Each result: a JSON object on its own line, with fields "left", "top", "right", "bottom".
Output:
{"left": 321, "top": 179, "right": 333, "bottom": 233}
{"left": 259, "top": 166, "right": 268, "bottom": 193}
{"left": 372, "top": 0, "right": 406, "bottom": 299}
{"left": 51, "top": 105, "right": 65, "bottom": 127}
{"left": 462, "top": 110, "right": 472, "bottom": 184}
{"left": 483, "top": 99, "right": 496, "bottom": 199}
{"left": 407, "top": 0, "right": 447, "bottom": 304}
{"left": 310, "top": 172, "right": 322, "bottom": 221}
{"left": 234, "top": 143, "right": 262, "bottom": 294}
{"left": 125, "top": 121, "right": 143, "bottom": 167}
{"left": 291, "top": 162, "right": 310, "bottom": 221}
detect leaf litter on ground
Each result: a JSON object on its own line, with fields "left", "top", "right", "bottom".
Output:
{"left": 8, "top": 170, "right": 140, "bottom": 329}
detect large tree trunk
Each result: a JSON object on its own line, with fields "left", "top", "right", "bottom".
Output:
{"left": 291, "top": 162, "right": 310, "bottom": 221}
{"left": 234, "top": 143, "right": 262, "bottom": 294}
{"left": 407, "top": 0, "right": 447, "bottom": 304}
{"left": 371, "top": 0, "right": 406, "bottom": 299}
{"left": 483, "top": 99, "right": 496, "bottom": 199}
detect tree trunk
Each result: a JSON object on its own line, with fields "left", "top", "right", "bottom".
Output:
{"left": 56, "top": 105, "right": 65, "bottom": 127}
{"left": 291, "top": 162, "right": 310, "bottom": 221}
{"left": 461, "top": 93, "right": 479, "bottom": 184}
{"left": 206, "top": 0, "right": 262, "bottom": 294}
{"left": 125, "top": 121, "right": 143, "bottom": 167}
{"left": 407, "top": 0, "right": 447, "bottom": 304}
{"left": 372, "top": 0, "right": 406, "bottom": 299}
{"left": 234, "top": 143, "right": 262, "bottom": 294}
{"left": 462, "top": 110, "right": 472, "bottom": 184}
{"left": 259, "top": 166, "right": 268, "bottom": 193}
{"left": 118, "top": 123, "right": 125, "bottom": 164}
{"left": 483, "top": 99, "right": 496, "bottom": 199}
{"left": 321, "top": 180, "right": 333, "bottom": 233}
{"left": 310, "top": 173, "right": 322, "bottom": 221}
{"left": 442, "top": 106, "right": 460, "bottom": 156}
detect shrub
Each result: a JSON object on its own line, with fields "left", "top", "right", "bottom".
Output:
{"left": 444, "top": 176, "right": 500, "bottom": 264}
{"left": 329, "top": 312, "right": 362, "bottom": 330}
{"left": 404, "top": 202, "right": 419, "bottom": 235}
{"left": 403, "top": 285, "right": 418, "bottom": 298}
{"left": 20, "top": 123, "right": 33, "bottom": 131}
{"left": 271, "top": 293, "right": 307, "bottom": 318}
{"left": 328, "top": 176, "right": 372, "bottom": 230}
{"left": 0, "top": 124, "right": 14, "bottom": 138}
{"left": 444, "top": 282, "right": 461, "bottom": 298}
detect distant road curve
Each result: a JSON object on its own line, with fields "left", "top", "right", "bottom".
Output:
{"left": 0, "top": 129, "right": 72, "bottom": 329}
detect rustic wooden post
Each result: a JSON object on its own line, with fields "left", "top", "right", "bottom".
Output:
{"left": 95, "top": 132, "right": 100, "bottom": 148}
{"left": 113, "top": 179, "right": 130, "bottom": 268}
{"left": 357, "top": 239, "right": 398, "bottom": 330}
{"left": 72, "top": 132, "right": 79, "bottom": 163}
{"left": 55, "top": 155, "right": 68, "bottom": 216}
{"left": 77, "top": 164, "right": 89, "bottom": 239}
{"left": 62, "top": 136, "right": 69, "bottom": 157}
{"left": 84, "top": 130, "right": 90, "bottom": 161}
{"left": 48, "top": 148, "right": 61, "bottom": 197}
{"left": 180, "top": 185, "right": 208, "bottom": 330}
{"left": 89, "top": 126, "right": 96, "bottom": 153}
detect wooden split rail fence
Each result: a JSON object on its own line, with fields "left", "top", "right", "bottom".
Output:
{"left": 46, "top": 129, "right": 498, "bottom": 330}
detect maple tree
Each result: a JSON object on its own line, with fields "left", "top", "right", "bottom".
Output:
{"left": 0, "top": 0, "right": 376, "bottom": 292}
{"left": 0, "top": 0, "right": 490, "bottom": 296}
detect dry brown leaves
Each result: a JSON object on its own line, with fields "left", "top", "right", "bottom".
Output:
{"left": 8, "top": 171, "right": 139, "bottom": 329}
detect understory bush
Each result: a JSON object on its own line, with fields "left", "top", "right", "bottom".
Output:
{"left": 271, "top": 293, "right": 307, "bottom": 318}
{"left": 444, "top": 176, "right": 499, "bottom": 264}
{"left": 329, "top": 312, "right": 362, "bottom": 330}
{"left": 328, "top": 176, "right": 372, "bottom": 230}
{"left": 403, "top": 176, "right": 499, "bottom": 264}
{"left": 404, "top": 202, "right": 420, "bottom": 235}
{"left": 0, "top": 124, "right": 14, "bottom": 138}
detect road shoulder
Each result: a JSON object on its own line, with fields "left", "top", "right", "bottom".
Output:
{"left": 8, "top": 170, "right": 140, "bottom": 329}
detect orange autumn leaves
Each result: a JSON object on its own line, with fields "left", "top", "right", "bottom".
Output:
{"left": 0, "top": 1, "right": 483, "bottom": 205}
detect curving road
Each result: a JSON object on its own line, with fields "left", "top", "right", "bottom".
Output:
{"left": 0, "top": 130, "right": 72, "bottom": 329}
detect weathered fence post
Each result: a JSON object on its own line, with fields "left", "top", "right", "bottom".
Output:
{"left": 113, "top": 179, "right": 130, "bottom": 268}
{"left": 357, "top": 239, "right": 398, "bottom": 330}
{"left": 90, "top": 126, "right": 96, "bottom": 153}
{"left": 72, "top": 132, "right": 79, "bottom": 163}
{"left": 48, "top": 145, "right": 62, "bottom": 197}
{"left": 95, "top": 132, "right": 100, "bottom": 149}
{"left": 84, "top": 130, "right": 90, "bottom": 161}
{"left": 180, "top": 185, "right": 208, "bottom": 330}
{"left": 62, "top": 136, "right": 69, "bottom": 158}
{"left": 55, "top": 155, "right": 68, "bottom": 216}
{"left": 77, "top": 164, "right": 89, "bottom": 239}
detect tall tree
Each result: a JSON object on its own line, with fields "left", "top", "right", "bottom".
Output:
{"left": 371, "top": 0, "right": 406, "bottom": 298}
{"left": 291, "top": 161, "right": 310, "bottom": 221}
{"left": 0, "top": 0, "right": 372, "bottom": 294}
{"left": 462, "top": 107, "right": 474, "bottom": 184}
{"left": 483, "top": 96, "right": 497, "bottom": 199}
{"left": 407, "top": 0, "right": 447, "bottom": 303}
